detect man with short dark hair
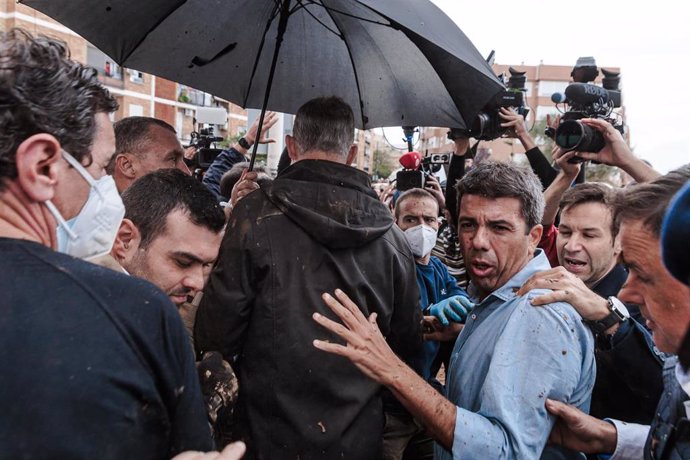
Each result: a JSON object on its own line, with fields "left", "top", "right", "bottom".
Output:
{"left": 111, "top": 168, "right": 225, "bottom": 309}
{"left": 109, "top": 116, "right": 191, "bottom": 192}
{"left": 0, "top": 29, "right": 214, "bottom": 458}
{"left": 313, "top": 161, "right": 596, "bottom": 459}
{"left": 195, "top": 96, "right": 422, "bottom": 459}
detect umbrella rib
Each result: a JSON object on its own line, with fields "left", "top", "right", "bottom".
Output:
{"left": 120, "top": 0, "right": 189, "bottom": 64}
{"left": 294, "top": 0, "right": 342, "bottom": 39}
{"left": 242, "top": 2, "right": 282, "bottom": 108}
{"left": 318, "top": 2, "right": 392, "bottom": 28}
{"left": 320, "top": 1, "right": 367, "bottom": 129}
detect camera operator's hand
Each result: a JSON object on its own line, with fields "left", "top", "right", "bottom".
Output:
{"left": 184, "top": 146, "right": 198, "bottom": 161}
{"left": 499, "top": 107, "right": 536, "bottom": 151}
{"left": 574, "top": 118, "right": 660, "bottom": 183}
{"left": 449, "top": 132, "right": 470, "bottom": 157}
{"left": 546, "top": 113, "right": 561, "bottom": 131}
{"left": 424, "top": 174, "right": 445, "bottom": 212}
{"left": 230, "top": 169, "right": 260, "bottom": 208}
{"left": 552, "top": 147, "right": 581, "bottom": 178}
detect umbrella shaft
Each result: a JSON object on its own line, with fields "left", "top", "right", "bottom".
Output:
{"left": 249, "top": 0, "right": 292, "bottom": 171}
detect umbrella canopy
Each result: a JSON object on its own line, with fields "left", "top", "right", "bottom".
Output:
{"left": 22, "top": 0, "right": 503, "bottom": 131}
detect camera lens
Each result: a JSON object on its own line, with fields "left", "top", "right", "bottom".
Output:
{"left": 471, "top": 112, "right": 491, "bottom": 138}
{"left": 555, "top": 120, "right": 605, "bottom": 152}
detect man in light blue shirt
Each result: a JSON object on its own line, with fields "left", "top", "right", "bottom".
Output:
{"left": 313, "top": 161, "right": 596, "bottom": 459}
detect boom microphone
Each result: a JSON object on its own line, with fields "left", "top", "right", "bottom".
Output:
{"left": 564, "top": 83, "right": 610, "bottom": 106}
{"left": 399, "top": 150, "right": 422, "bottom": 170}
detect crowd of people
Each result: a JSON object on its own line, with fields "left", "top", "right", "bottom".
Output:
{"left": 2, "top": 27, "right": 690, "bottom": 460}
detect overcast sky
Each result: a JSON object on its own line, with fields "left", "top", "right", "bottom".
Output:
{"left": 425, "top": 0, "right": 689, "bottom": 173}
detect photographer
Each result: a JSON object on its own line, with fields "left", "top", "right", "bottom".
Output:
{"left": 571, "top": 118, "right": 660, "bottom": 183}
{"left": 499, "top": 107, "right": 586, "bottom": 189}
{"left": 201, "top": 111, "right": 278, "bottom": 201}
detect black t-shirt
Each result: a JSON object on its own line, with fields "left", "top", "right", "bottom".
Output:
{"left": 0, "top": 238, "right": 213, "bottom": 459}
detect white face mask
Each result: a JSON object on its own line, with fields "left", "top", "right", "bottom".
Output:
{"left": 404, "top": 224, "right": 437, "bottom": 258}
{"left": 45, "top": 150, "right": 125, "bottom": 260}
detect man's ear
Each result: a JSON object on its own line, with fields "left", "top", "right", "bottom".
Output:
{"left": 15, "top": 134, "right": 61, "bottom": 202}
{"left": 345, "top": 144, "right": 357, "bottom": 166}
{"left": 613, "top": 234, "right": 622, "bottom": 257}
{"left": 528, "top": 224, "right": 543, "bottom": 252}
{"left": 115, "top": 153, "right": 137, "bottom": 179}
{"left": 285, "top": 135, "right": 299, "bottom": 161}
{"left": 111, "top": 218, "right": 141, "bottom": 264}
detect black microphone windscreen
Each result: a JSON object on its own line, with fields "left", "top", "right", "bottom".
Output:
{"left": 565, "top": 83, "right": 610, "bottom": 106}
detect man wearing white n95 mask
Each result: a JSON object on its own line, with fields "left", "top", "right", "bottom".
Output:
{"left": 385, "top": 188, "right": 473, "bottom": 460}
{"left": 48, "top": 145, "right": 125, "bottom": 260}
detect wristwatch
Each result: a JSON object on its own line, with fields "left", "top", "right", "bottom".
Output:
{"left": 238, "top": 137, "right": 251, "bottom": 150}
{"left": 586, "top": 296, "right": 630, "bottom": 335}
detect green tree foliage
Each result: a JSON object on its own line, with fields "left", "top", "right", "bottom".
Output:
{"left": 372, "top": 149, "right": 394, "bottom": 179}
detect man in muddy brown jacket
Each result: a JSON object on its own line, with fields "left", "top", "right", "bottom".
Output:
{"left": 195, "top": 96, "right": 422, "bottom": 460}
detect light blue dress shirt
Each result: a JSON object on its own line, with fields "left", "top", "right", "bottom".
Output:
{"left": 435, "top": 250, "right": 596, "bottom": 460}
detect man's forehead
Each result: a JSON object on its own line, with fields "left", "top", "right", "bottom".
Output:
{"left": 459, "top": 195, "right": 523, "bottom": 220}
{"left": 139, "top": 126, "right": 182, "bottom": 154}
{"left": 152, "top": 213, "right": 222, "bottom": 260}
{"left": 399, "top": 196, "right": 437, "bottom": 214}
{"left": 619, "top": 220, "right": 657, "bottom": 260}
{"left": 562, "top": 201, "right": 613, "bottom": 221}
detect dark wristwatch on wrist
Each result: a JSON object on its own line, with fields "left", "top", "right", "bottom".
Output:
{"left": 238, "top": 137, "right": 251, "bottom": 150}
{"left": 585, "top": 296, "right": 630, "bottom": 335}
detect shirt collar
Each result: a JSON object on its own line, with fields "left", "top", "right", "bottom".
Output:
{"left": 468, "top": 249, "right": 551, "bottom": 303}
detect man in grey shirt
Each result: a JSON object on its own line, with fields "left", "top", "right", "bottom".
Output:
{"left": 313, "top": 162, "right": 595, "bottom": 459}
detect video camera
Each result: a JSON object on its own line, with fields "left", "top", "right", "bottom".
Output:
{"left": 547, "top": 57, "right": 624, "bottom": 161}
{"left": 396, "top": 150, "right": 450, "bottom": 192}
{"left": 185, "top": 106, "right": 227, "bottom": 171}
{"left": 457, "top": 67, "right": 530, "bottom": 141}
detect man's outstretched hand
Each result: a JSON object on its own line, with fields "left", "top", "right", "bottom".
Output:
{"left": 312, "top": 289, "right": 405, "bottom": 385}
{"left": 545, "top": 399, "right": 617, "bottom": 454}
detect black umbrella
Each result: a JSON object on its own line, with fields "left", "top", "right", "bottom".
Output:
{"left": 22, "top": 0, "right": 504, "bottom": 168}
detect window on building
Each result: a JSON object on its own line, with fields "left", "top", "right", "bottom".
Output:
{"left": 86, "top": 45, "right": 122, "bottom": 80}
{"left": 538, "top": 81, "right": 569, "bottom": 97}
{"left": 129, "top": 69, "right": 144, "bottom": 84}
{"left": 128, "top": 104, "right": 144, "bottom": 117}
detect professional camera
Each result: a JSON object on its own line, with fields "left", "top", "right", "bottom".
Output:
{"left": 188, "top": 127, "right": 224, "bottom": 168}
{"left": 185, "top": 107, "right": 228, "bottom": 171}
{"left": 459, "top": 67, "right": 530, "bottom": 141}
{"left": 395, "top": 150, "right": 449, "bottom": 192}
{"left": 548, "top": 57, "right": 624, "bottom": 159}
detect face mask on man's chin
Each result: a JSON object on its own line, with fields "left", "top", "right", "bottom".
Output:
{"left": 404, "top": 224, "right": 438, "bottom": 259}
{"left": 44, "top": 150, "right": 125, "bottom": 260}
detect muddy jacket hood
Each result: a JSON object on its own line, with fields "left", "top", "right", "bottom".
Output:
{"left": 264, "top": 159, "right": 393, "bottom": 249}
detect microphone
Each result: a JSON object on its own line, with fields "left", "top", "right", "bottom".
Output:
{"left": 399, "top": 150, "right": 422, "bottom": 170}
{"left": 564, "top": 83, "right": 610, "bottom": 106}
{"left": 551, "top": 92, "right": 567, "bottom": 104}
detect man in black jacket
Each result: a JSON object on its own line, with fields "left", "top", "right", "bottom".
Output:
{"left": 0, "top": 29, "right": 217, "bottom": 459}
{"left": 195, "top": 96, "right": 422, "bottom": 460}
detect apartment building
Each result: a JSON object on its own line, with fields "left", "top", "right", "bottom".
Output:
{"left": 1, "top": 2, "right": 248, "bottom": 147}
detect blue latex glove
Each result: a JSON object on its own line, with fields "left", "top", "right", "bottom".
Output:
{"left": 427, "top": 295, "right": 475, "bottom": 326}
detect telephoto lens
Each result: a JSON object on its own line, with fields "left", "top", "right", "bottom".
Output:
{"left": 555, "top": 120, "right": 606, "bottom": 153}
